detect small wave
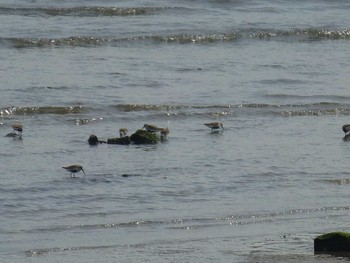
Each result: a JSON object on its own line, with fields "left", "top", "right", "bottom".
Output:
{"left": 2, "top": 102, "right": 348, "bottom": 118}
{"left": 0, "top": 106, "right": 85, "bottom": 116}
{"left": 4, "top": 36, "right": 115, "bottom": 48}
{"left": 113, "top": 103, "right": 284, "bottom": 112}
{"left": 2, "top": 28, "right": 349, "bottom": 48}
{"left": 114, "top": 102, "right": 346, "bottom": 110}
{"left": 114, "top": 104, "right": 191, "bottom": 112}
{"left": 0, "top": 6, "right": 172, "bottom": 17}
{"left": 322, "top": 178, "right": 350, "bottom": 185}
{"left": 26, "top": 244, "right": 117, "bottom": 256}
{"left": 265, "top": 94, "right": 350, "bottom": 102}
{"left": 259, "top": 78, "right": 306, "bottom": 85}
{"left": 219, "top": 206, "right": 350, "bottom": 221}
{"left": 280, "top": 108, "right": 345, "bottom": 117}
{"left": 23, "top": 206, "right": 350, "bottom": 235}
{"left": 27, "top": 86, "right": 71, "bottom": 91}
{"left": 152, "top": 33, "right": 240, "bottom": 44}
{"left": 249, "top": 28, "right": 350, "bottom": 41}
{"left": 21, "top": 219, "right": 183, "bottom": 235}
{"left": 111, "top": 102, "right": 350, "bottom": 118}
{"left": 2, "top": 33, "right": 240, "bottom": 48}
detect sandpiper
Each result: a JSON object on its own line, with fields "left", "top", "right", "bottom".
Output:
{"left": 11, "top": 123, "right": 23, "bottom": 136}
{"left": 342, "top": 124, "right": 350, "bottom": 135}
{"left": 160, "top": 127, "right": 170, "bottom": 137}
{"left": 204, "top": 122, "right": 224, "bottom": 132}
{"left": 143, "top": 124, "right": 163, "bottom": 132}
{"left": 62, "top": 164, "right": 86, "bottom": 178}
{"left": 119, "top": 128, "right": 128, "bottom": 137}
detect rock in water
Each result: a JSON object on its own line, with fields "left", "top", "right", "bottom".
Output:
{"left": 88, "top": 134, "right": 99, "bottom": 145}
{"left": 130, "top": 129, "right": 159, "bottom": 144}
{"left": 88, "top": 134, "right": 106, "bottom": 145}
{"left": 314, "top": 232, "right": 350, "bottom": 255}
{"left": 107, "top": 136, "right": 131, "bottom": 145}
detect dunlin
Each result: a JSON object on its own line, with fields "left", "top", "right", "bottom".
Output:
{"left": 11, "top": 123, "right": 23, "bottom": 136}
{"left": 342, "top": 124, "right": 350, "bottom": 135}
{"left": 143, "top": 124, "right": 162, "bottom": 132}
{"left": 204, "top": 122, "right": 224, "bottom": 132}
{"left": 62, "top": 164, "right": 86, "bottom": 177}
{"left": 160, "top": 127, "right": 169, "bottom": 137}
{"left": 119, "top": 128, "right": 128, "bottom": 137}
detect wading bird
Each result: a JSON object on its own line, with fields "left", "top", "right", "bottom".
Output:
{"left": 143, "top": 124, "right": 163, "bottom": 132}
{"left": 204, "top": 122, "right": 224, "bottom": 132}
{"left": 11, "top": 123, "right": 23, "bottom": 136}
{"left": 160, "top": 127, "right": 170, "bottom": 138}
{"left": 62, "top": 165, "right": 86, "bottom": 178}
{"left": 342, "top": 124, "right": 350, "bottom": 135}
{"left": 119, "top": 128, "right": 128, "bottom": 137}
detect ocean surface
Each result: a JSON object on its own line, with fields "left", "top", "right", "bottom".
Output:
{"left": 1, "top": 0, "right": 350, "bottom": 262}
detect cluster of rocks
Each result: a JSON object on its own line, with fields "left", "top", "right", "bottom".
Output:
{"left": 88, "top": 124, "right": 169, "bottom": 146}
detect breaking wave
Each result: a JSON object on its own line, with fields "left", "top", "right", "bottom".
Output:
{"left": 113, "top": 102, "right": 350, "bottom": 117}
{"left": 2, "top": 100, "right": 350, "bottom": 118}
{"left": 1, "top": 28, "right": 349, "bottom": 48}
{"left": 0, "top": 6, "right": 173, "bottom": 17}
{"left": 0, "top": 106, "right": 85, "bottom": 117}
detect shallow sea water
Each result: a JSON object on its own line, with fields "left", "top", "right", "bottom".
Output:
{"left": 1, "top": 0, "right": 350, "bottom": 262}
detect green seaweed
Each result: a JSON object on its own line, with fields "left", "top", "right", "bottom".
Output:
{"left": 316, "top": 232, "right": 350, "bottom": 240}
{"left": 130, "top": 129, "right": 159, "bottom": 144}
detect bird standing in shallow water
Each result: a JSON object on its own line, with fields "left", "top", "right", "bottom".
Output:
{"left": 119, "top": 128, "right": 128, "bottom": 137}
{"left": 160, "top": 127, "right": 169, "bottom": 138}
{"left": 62, "top": 165, "right": 86, "bottom": 177}
{"left": 204, "top": 122, "right": 224, "bottom": 132}
{"left": 143, "top": 124, "right": 162, "bottom": 132}
{"left": 342, "top": 124, "right": 350, "bottom": 135}
{"left": 11, "top": 123, "right": 23, "bottom": 136}
{"left": 160, "top": 127, "right": 170, "bottom": 142}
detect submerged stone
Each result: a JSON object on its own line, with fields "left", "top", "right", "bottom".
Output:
{"left": 130, "top": 129, "right": 159, "bottom": 144}
{"left": 107, "top": 136, "right": 131, "bottom": 145}
{"left": 88, "top": 134, "right": 106, "bottom": 145}
{"left": 314, "top": 232, "right": 350, "bottom": 255}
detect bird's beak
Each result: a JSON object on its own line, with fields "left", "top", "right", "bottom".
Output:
{"left": 82, "top": 169, "right": 86, "bottom": 176}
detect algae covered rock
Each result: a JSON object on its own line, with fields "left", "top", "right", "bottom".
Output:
{"left": 88, "top": 134, "right": 102, "bottom": 145}
{"left": 130, "top": 129, "right": 159, "bottom": 144}
{"left": 88, "top": 134, "right": 106, "bottom": 145}
{"left": 314, "top": 232, "right": 350, "bottom": 254}
{"left": 107, "top": 136, "right": 131, "bottom": 145}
